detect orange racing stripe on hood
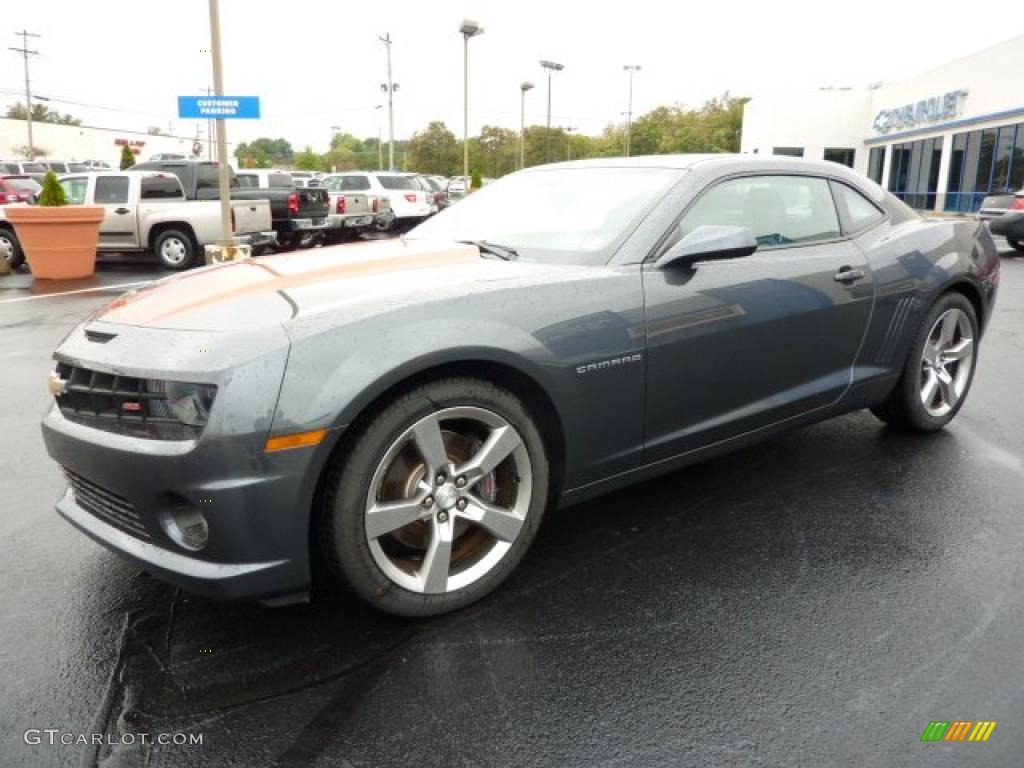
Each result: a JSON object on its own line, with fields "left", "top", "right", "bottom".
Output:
{"left": 96, "top": 240, "right": 480, "bottom": 326}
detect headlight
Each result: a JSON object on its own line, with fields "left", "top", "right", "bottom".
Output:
{"left": 147, "top": 381, "right": 217, "bottom": 427}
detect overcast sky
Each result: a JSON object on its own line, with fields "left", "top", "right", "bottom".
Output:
{"left": 3, "top": 1, "right": 1022, "bottom": 151}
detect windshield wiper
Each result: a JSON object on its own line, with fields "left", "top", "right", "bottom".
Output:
{"left": 461, "top": 240, "right": 519, "bottom": 261}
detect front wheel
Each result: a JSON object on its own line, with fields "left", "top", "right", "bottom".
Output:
{"left": 1008, "top": 237, "right": 1023, "bottom": 253}
{"left": 320, "top": 378, "right": 550, "bottom": 616}
{"left": 871, "top": 292, "right": 978, "bottom": 431}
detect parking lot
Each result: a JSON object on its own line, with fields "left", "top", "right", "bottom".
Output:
{"left": 1, "top": 244, "right": 1022, "bottom": 768}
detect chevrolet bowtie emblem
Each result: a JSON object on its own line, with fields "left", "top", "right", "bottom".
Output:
{"left": 48, "top": 372, "right": 69, "bottom": 397}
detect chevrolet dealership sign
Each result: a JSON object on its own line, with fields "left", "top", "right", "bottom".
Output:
{"left": 872, "top": 90, "right": 967, "bottom": 134}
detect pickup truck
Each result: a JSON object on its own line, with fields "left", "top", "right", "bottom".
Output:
{"left": 52, "top": 171, "right": 273, "bottom": 270}
{"left": 132, "top": 160, "right": 330, "bottom": 251}
{"left": 319, "top": 174, "right": 393, "bottom": 243}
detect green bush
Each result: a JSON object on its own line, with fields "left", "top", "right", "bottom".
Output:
{"left": 120, "top": 144, "right": 136, "bottom": 170}
{"left": 38, "top": 171, "right": 67, "bottom": 206}
{"left": 471, "top": 169, "right": 482, "bottom": 189}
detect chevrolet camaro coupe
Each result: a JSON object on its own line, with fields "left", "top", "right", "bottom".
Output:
{"left": 42, "top": 155, "right": 1000, "bottom": 616}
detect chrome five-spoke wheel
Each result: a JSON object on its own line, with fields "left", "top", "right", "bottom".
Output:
{"left": 919, "top": 307, "right": 974, "bottom": 418}
{"left": 365, "top": 406, "right": 532, "bottom": 594}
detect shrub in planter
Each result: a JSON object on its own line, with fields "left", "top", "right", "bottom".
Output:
{"left": 120, "top": 144, "right": 136, "bottom": 170}
{"left": 6, "top": 171, "right": 104, "bottom": 279}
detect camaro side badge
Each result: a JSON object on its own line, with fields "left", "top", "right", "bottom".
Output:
{"left": 576, "top": 354, "right": 643, "bottom": 375}
{"left": 48, "top": 372, "right": 69, "bottom": 397}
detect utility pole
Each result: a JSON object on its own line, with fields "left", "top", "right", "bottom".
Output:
{"left": 207, "top": 0, "right": 233, "bottom": 246}
{"left": 379, "top": 34, "right": 397, "bottom": 171}
{"left": 623, "top": 65, "right": 641, "bottom": 157}
{"left": 9, "top": 30, "right": 41, "bottom": 158}
{"left": 375, "top": 105, "right": 384, "bottom": 169}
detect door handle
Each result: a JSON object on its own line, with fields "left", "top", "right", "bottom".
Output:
{"left": 833, "top": 266, "right": 866, "bottom": 284}
{"left": 114, "top": 208, "right": 130, "bottom": 215}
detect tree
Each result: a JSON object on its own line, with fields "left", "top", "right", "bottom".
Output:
{"left": 38, "top": 171, "right": 67, "bottom": 206}
{"left": 471, "top": 169, "right": 482, "bottom": 189}
{"left": 408, "top": 121, "right": 459, "bottom": 175}
{"left": 475, "top": 125, "right": 518, "bottom": 178}
{"left": 292, "top": 146, "right": 325, "bottom": 171}
{"left": 119, "top": 145, "right": 136, "bottom": 170}
{"left": 6, "top": 102, "right": 82, "bottom": 126}
{"left": 234, "top": 137, "right": 293, "bottom": 167}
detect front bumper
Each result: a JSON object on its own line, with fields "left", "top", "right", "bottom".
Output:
{"left": 989, "top": 211, "right": 1024, "bottom": 241}
{"left": 40, "top": 320, "right": 334, "bottom": 601}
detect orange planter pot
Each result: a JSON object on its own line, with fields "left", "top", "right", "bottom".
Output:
{"left": 6, "top": 206, "right": 104, "bottom": 280}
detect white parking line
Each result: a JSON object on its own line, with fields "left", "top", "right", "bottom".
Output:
{"left": 0, "top": 280, "right": 153, "bottom": 305}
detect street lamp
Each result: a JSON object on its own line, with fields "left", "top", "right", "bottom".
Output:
{"left": 459, "top": 20, "right": 484, "bottom": 185}
{"left": 540, "top": 60, "right": 564, "bottom": 163}
{"left": 374, "top": 105, "right": 384, "bottom": 169}
{"left": 519, "top": 81, "right": 534, "bottom": 169}
{"left": 623, "top": 64, "right": 641, "bottom": 157}
{"left": 565, "top": 126, "right": 576, "bottom": 161}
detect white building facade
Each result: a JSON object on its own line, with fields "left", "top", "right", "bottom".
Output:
{"left": 741, "top": 34, "right": 1024, "bottom": 214}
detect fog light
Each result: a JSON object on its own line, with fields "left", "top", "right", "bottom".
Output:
{"left": 158, "top": 494, "right": 209, "bottom": 551}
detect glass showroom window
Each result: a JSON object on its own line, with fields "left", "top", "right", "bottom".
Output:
{"left": 867, "top": 147, "right": 885, "bottom": 184}
{"left": 824, "top": 148, "right": 856, "bottom": 168}
{"left": 888, "top": 137, "right": 943, "bottom": 210}
{"left": 945, "top": 121, "right": 1024, "bottom": 212}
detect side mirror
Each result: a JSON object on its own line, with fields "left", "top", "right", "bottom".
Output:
{"left": 654, "top": 224, "right": 758, "bottom": 270}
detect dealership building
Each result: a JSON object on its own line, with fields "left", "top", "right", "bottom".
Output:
{"left": 740, "top": 34, "right": 1024, "bottom": 214}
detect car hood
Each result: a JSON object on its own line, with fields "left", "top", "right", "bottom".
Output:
{"left": 92, "top": 239, "right": 573, "bottom": 331}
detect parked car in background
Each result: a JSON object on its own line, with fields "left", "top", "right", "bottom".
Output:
{"left": 0, "top": 204, "right": 29, "bottom": 267}
{"left": 149, "top": 153, "right": 188, "bottom": 161}
{"left": 82, "top": 160, "right": 112, "bottom": 170}
{"left": 39, "top": 155, "right": 999, "bottom": 616}
{"left": 1, "top": 160, "right": 49, "bottom": 178}
{"left": 979, "top": 189, "right": 1024, "bottom": 253}
{"left": 236, "top": 169, "right": 296, "bottom": 189}
{"left": 318, "top": 174, "right": 392, "bottom": 243}
{"left": 290, "top": 171, "right": 321, "bottom": 188}
{"left": 132, "top": 160, "right": 330, "bottom": 251}
{"left": 447, "top": 175, "right": 468, "bottom": 198}
{"left": 55, "top": 171, "right": 273, "bottom": 270}
{"left": 402, "top": 173, "right": 441, "bottom": 214}
{"left": 334, "top": 171, "right": 432, "bottom": 230}
{"left": 423, "top": 175, "right": 451, "bottom": 209}
{"left": 0, "top": 175, "right": 41, "bottom": 203}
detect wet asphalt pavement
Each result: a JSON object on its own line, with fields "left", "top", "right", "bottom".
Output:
{"left": 1, "top": 245, "right": 1023, "bottom": 768}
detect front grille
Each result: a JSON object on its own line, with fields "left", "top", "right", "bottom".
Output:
{"left": 64, "top": 468, "right": 150, "bottom": 540}
{"left": 53, "top": 362, "right": 204, "bottom": 440}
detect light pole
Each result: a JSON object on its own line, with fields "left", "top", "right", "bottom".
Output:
{"left": 540, "top": 60, "right": 564, "bottom": 163}
{"left": 375, "top": 105, "right": 384, "bottom": 169}
{"left": 519, "top": 81, "right": 534, "bottom": 169}
{"left": 565, "top": 126, "right": 576, "bottom": 161}
{"left": 623, "top": 64, "right": 641, "bottom": 157}
{"left": 459, "top": 20, "right": 484, "bottom": 185}
{"left": 379, "top": 33, "right": 398, "bottom": 171}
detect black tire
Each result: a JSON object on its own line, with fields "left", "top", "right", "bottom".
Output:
{"left": 1008, "top": 238, "right": 1023, "bottom": 253}
{"left": 275, "top": 233, "right": 298, "bottom": 252}
{"left": 152, "top": 229, "right": 197, "bottom": 271}
{"left": 870, "top": 292, "right": 979, "bottom": 432}
{"left": 319, "top": 377, "right": 550, "bottom": 617}
{"left": 0, "top": 227, "right": 24, "bottom": 268}
{"left": 297, "top": 232, "right": 320, "bottom": 249}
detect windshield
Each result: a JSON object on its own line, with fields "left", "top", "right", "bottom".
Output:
{"left": 377, "top": 174, "right": 415, "bottom": 190}
{"left": 408, "top": 167, "right": 682, "bottom": 264}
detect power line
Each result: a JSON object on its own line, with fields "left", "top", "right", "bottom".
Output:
{"left": 8, "top": 29, "right": 41, "bottom": 156}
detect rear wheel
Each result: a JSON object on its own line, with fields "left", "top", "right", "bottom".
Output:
{"left": 320, "top": 378, "right": 549, "bottom": 616}
{"left": 1008, "top": 237, "right": 1023, "bottom": 253}
{"left": 0, "top": 227, "right": 23, "bottom": 268}
{"left": 871, "top": 293, "right": 978, "bottom": 431}
{"left": 153, "top": 229, "right": 196, "bottom": 271}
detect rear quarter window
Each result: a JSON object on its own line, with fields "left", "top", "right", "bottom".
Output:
{"left": 376, "top": 174, "right": 415, "bottom": 191}
{"left": 141, "top": 176, "right": 183, "bottom": 199}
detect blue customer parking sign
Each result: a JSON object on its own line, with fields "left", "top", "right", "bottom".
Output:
{"left": 177, "top": 96, "right": 260, "bottom": 119}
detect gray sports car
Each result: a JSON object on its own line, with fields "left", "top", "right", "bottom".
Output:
{"left": 42, "top": 155, "right": 1000, "bottom": 616}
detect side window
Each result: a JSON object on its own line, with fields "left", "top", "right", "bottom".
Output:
{"left": 95, "top": 176, "right": 130, "bottom": 204}
{"left": 235, "top": 174, "right": 258, "bottom": 188}
{"left": 340, "top": 175, "right": 370, "bottom": 191}
{"left": 60, "top": 177, "right": 89, "bottom": 204}
{"left": 831, "top": 181, "right": 886, "bottom": 234}
{"left": 140, "top": 176, "right": 182, "bottom": 199}
{"left": 675, "top": 175, "right": 841, "bottom": 249}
